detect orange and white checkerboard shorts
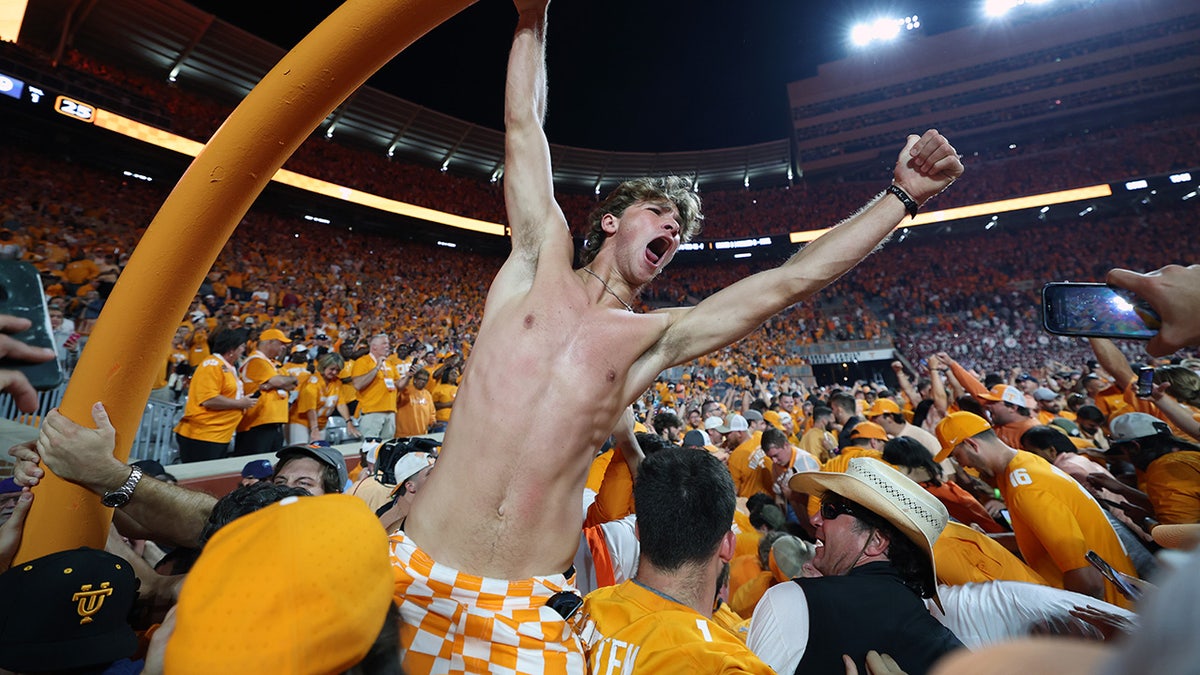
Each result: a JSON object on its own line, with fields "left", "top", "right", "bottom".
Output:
{"left": 390, "top": 531, "right": 587, "bottom": 675}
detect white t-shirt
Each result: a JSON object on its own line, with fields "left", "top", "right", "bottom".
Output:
{"left": 926, "top": 581, "right": 1135, "bottom": 649}
{"left": 573, "top": 515, "right": 640, "bottom": 596}
{"left": 747, "top": 581, "right": 811, "bottom": 674}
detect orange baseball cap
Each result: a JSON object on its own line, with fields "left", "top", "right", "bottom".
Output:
{"left": 258, "top": 328, "right": 292, "bottom": 343}
{"left": 977, "top": 384, "right": 1025, "bottom": 406}
{"left": 763, "top": 410, "right": 783, "bottom": 430}
{"left": 865, "top": 398, "right": 901, "bottom": 417}
{"left": 166, "top": 494, "right": 392, "bottom": 673}
{"left": 934, "top": 411, "right": 992, "bottom": 462}
{"left": 849, "top": 421, "right": 889, "bottom": 442}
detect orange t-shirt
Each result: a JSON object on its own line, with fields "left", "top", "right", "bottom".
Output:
{"left": 175, "top": 357, "right": 243, "bottom": 443}
{"left": 933, "top": 522, "right": 1047, "bottom": 587}
{"left": 999, "top": 452, "right": 1137, "bottom": 609}
{"left": 728, "top": 432, "right": 772, "bottom": 499}
{"left": 395, "top": 383, "right": 436, "bottom": 437}
{"left": 1144, "top": 451, "right": 1200, "bottom": 525}
{"left": 580, "top": 581, "right": 774, "bottom": 674}
{"left": 289, "top": 374, "right": 344, "bottom": 429}
{"left": 352, "top": 354, "right": 399, "bottom": 414}
{"left": 238, "top": 351, "right": 290, "bottom": 430}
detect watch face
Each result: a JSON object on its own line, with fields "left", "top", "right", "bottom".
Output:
{"left": 103, "top": 466, "right": 142, "bottom": 508}
{"left": 101, "top": 492, "right": 130, "bottom": 508}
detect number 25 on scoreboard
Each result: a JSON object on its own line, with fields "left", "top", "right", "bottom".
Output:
{"left": 54, "top": 95, "right": 96, "bottom": 123}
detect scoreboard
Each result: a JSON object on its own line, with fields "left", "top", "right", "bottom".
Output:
{"left": 1, "top": 70, "right": 97, "bottom": 123}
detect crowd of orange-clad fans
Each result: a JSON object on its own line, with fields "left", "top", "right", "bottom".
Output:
{"left": 0, "top": 44, "right": 1194, "bottom": 391}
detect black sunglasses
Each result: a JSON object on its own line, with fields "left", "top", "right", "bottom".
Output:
{"left": 545, "top": 591, "right": 583, "bottom": 621}
{"left": 820, "top": 496, "right": 860, "bottom": 521}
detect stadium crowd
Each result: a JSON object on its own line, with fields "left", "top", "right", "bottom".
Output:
{"left": 5, "top": 134, "right": 1195, "bottom": 400}
{"left": 26, "top": 44, "right": 1198, "bottom": 238}
{"left": 0, "top": 13, "right": 1198, "bottom": 675}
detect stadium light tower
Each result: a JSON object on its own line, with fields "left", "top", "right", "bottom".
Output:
{"left": 850, "top": 14, "right": 920, "bottom": 48}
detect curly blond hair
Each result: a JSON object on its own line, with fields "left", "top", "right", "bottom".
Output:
{"left": 578, "top": 176, "right": 703, "bottom": 266}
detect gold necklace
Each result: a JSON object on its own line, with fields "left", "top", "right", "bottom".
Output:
{"left": 581, "top": 266, "right": 634, "bottom": 312}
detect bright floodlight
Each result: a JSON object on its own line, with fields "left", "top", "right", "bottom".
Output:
{"left": 986, "top": 0, "right": 1054, "bottom": 18}
{"left": 985, "top": 0, "right": 1019, "bottom": 17}
{"left": 850, "top": 17, "right": 904, "bottom": 47}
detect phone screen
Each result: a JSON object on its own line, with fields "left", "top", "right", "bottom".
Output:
{"left": 998, "top": 509, "right": 1012, "bottom": 529}
{"left": 1042, "top": 283, "right": 1159, "bottom": 339}
{"left": 1136, "top": 366, "right": 1155, "bottom": 398}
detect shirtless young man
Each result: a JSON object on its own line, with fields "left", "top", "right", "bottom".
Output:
{"left": 392, "top": 1, "right": 964, "bottom": 671}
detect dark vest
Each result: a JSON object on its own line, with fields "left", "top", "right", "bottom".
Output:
{"left": 794, "top": 562, "right": 962, "bottom": 675}
{"left": 837, "top": 416, "right": 864, "bottom": 449}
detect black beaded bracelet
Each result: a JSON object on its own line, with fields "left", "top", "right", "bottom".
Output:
{"left": 887, "top": 184, "right": 919, "bottom": 218}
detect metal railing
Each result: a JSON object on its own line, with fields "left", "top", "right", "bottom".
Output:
{"left": 1, "top": 385, "right": 184, "bottom": 464}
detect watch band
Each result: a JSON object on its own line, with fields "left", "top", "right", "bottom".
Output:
{"left": 887, "top": 184, "right": 920, "bottom": 218}
{"left": 102, "top": 465, "right": 144, "bottom": 508}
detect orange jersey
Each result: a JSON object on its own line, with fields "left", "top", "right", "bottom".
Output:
{"left": 797, "top": 427, "right": 833, "bottom": 464}
{"left": 709, "top": 601, "right": 750, "bottom": 644}
{"left": 922, "top": 480, "right": 1004, "bottom": 534}
{"left": 289, "top": 374, "right": 344, "bottom": 429}
{"left": 994, "top": 417, "right": 1038, "bottom": 451}
{"left": 727, "top": 432, "right": 772, "bottom": 499}
{"left": 280, "top": 362, "right": 311, "bottom": 381}
{"left": 238, "top": 351, "right": 290, "bottom": 430}
{"left": 728, "top": 570, "right": 774, "bottom": 620}
{"left": 1144, "top": 451, "right": 1200, "bottom": 525}
{"left": 580, "top": 581, "right": 774, "bottom": 674}
{"left": 1093, "top": 383, "right": 1129, "bottom": 421}
{"left": 933, "top": 522, "right": 1047, "bottom": 587}
{"left": 999, "top": 451, "right": 1137, "bottom": 608}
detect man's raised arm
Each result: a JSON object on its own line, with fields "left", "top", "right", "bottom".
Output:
{"left": 503, "top": 0, "right": 570, "bottom": 269}
{"left": 650, "top": 130, "right": 963, "bottom": 369}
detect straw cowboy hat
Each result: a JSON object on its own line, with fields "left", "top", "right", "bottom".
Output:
{"left": 790, "top": 457, "right": 949, "bottom": 594}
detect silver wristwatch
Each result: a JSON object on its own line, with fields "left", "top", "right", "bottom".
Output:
{"left": 101, "top": 465, "right": 144, "bottom": 508}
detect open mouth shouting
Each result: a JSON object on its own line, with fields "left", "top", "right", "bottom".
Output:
{"left": 645, "top": 235, "right": 673, "bottom": 266}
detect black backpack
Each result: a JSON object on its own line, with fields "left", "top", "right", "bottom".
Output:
{"left": 374, "top": 436, "right": 441, "bottom": 486}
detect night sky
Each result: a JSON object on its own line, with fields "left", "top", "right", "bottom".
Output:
{"left": 188, "top": 0, "right": 980, "bottom": 152}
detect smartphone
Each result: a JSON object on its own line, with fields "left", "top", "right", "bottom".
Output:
{"left": 0, "top": 261, "right": 64, "bottom": 390}
{"left": 998, "top": 509, "right": 1012, "bottom": 529}
{"left": 1042, "top": 282, "right": 1160, "bottom": 339}
{"left": 1135, "top": 366, "right": 1155, "bottom": 399}
{"left": 1086, "top": 550, "right": 1142, "bottom": 602}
